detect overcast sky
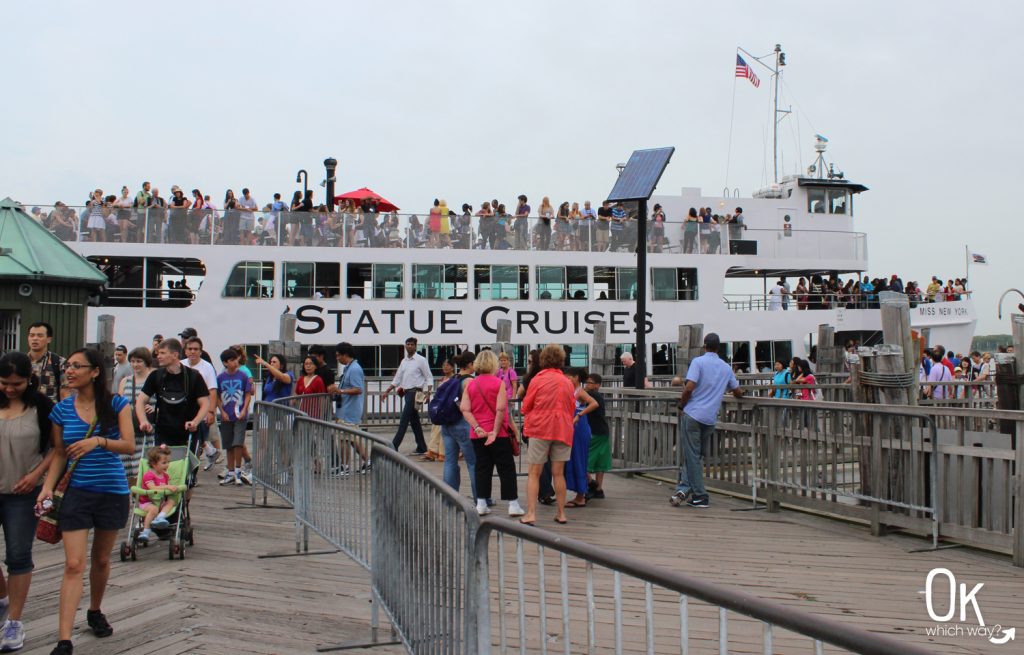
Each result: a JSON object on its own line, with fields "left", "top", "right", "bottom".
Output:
{"left": 3, "top": 1, "right": 1019, "bottom": 333}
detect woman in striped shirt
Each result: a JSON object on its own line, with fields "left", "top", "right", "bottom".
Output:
{"left": 38, "top": 349, "right": 134, "bottom": 655}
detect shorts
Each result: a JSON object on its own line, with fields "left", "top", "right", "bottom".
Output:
{"left": 58, "top": 488, "right": 129, "bottom": 532}
{"left": 587, "top": 433, "right": 612, "bottom": 472}
{"left": 219, "top": 420, "right": 247, "bottom": 449}
{"left": 525, "top": 438, "right": 571, "bottom": 465}
{"left": 0, "top": 490, "right": 40, "bottom": 575}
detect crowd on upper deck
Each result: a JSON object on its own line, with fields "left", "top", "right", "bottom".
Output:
{"left": 761, "top": 273, "right": 970, "bottom": 311}
{"left": 29, "top": 181, "right": 755, "bottom": 254}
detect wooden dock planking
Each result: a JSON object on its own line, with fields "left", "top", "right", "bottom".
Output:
{"left": 6, "top": 469, "right": 404, "bottom": 655}
{"left": 412, "top": 449, "right": 1023, "bottom": 655}
{"left": 4, "top": 435, "right": 1022, "bottom": 654}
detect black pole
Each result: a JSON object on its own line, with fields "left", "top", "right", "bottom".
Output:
{"left": 635, "top": 199, "right": 648, "bottom": 389}
{"left": 324, "top": 158, "right": 337, "bottom": 210}
{"left": 297, "top": 169, "right": 308, "bottom": 196}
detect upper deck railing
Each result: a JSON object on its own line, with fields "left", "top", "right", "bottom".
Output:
{"left": 35, "top": 204, "right": 867, "bottom": 260}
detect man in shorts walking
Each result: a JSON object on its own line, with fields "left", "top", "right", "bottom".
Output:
{"left": 216, "top": 349, "right": 253, "bottom": 486}
{"left": 669, "top": 333, "right": 744, "bottom": 509}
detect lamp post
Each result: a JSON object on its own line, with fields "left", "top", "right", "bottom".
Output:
{"left": 324, "top": 158, "right": 338, "bottom": 210}
{"left": 296, "top": 169, "right": 309, "bottom": 197}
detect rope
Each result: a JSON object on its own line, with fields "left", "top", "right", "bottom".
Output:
{"left": 858, "top": 371, "right": 916, "bottom": 388}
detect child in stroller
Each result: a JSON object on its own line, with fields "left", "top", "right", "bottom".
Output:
{"left": 137, "top": 446, "right": 179, "bottom": 543}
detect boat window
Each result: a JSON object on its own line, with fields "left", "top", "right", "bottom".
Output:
{"left": 728, "top": 341, "right": 751, "bottom": 373}
{"left": 536, "top": 266, "right": 587, "bottom": 300}
{"left": 807, "top": 188, "right": 827, "bottom": 214}
{"left": 651, "top": 268, "right": 698, "bottom": 301}
{"left": 423, "top": 344, "right": 470, "bottom": 370}
{"left": 828, "top": 188, "right": 848, "bottom": 215}
{"left": 223, "top": 261, "right": 274, "bottom": 298}
{"left": 594, "top": 266, "right": 637, "bottom": 300}
{"left": 346, "top": 263, "right": 403, "bottom": 299}
{"left": 651, "top": 343, "right": 675, "bottom": 376}
{"left": 755, "top": 340, "right": 793, "bottom": 373}
{"left": 474, "top": 265, "right": 529, "bottom": 300}
{"left": 284, "top": 262, "right": 341, "bottom": 299}
{"left": 412, "top": 264, "right": 468, "bottom": 300}
{"left": 561, "top": 344, "right": 589, "bottom": 368}
{"left": 474, "top": 345, "right": 530, "bottom": 372}
{"left": 89, "top": 256, "right": 206, "bottom": 307}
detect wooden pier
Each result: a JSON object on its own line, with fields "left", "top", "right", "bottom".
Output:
{"left": 7, "top": 445, "right": 1023, "bottom": 654}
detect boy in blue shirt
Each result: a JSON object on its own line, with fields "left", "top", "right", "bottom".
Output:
{"left": 216, "top": 349, "right": 253, "bottom": 486}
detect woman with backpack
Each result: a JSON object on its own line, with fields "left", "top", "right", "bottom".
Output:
{"left": 437, "top": 352, "right": 477, "bottom": 500}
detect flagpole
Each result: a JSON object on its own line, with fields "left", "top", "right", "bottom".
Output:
{"left": 965, "top": 245, "right": 970, "bottom": 283}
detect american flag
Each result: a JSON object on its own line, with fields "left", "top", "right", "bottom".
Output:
{"left": 971, "top": 252, "right": 988, "bottom": 264}
{"left": 736, "top": 54, "right": 760, "bottom": 88}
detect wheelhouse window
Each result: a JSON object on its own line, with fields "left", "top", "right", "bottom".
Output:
{"left": 283, "top": 262, "right": 341, "bottom": 299}
{"left": 347, "top": 263, "right": 403, "bottom": 299}
{"left": 651, "top": 268, "right": 698, "bottom": 301}
{"left": 807, "top": 188, "right": 826, "bottom": 214}
{"left": 594, "top": 266, "right": 637, "bottom": 300}
{"left": 536, "top": 266, "right": 587, "bottom": 300}
{"left": 828, "top": 188, "right": 849, "bottom": 215}
{"left": 474, "top": 265, "right": 529, "bottom": 300}
{"left": 412, "top": 264, "right": 468, "bottom": 300}
{"left": 223, "top": 261, "right": 274, "bottom": 298}
{"left": 89, "top": 256, "right": 206, "bottom": 307}
{"left": 808, "top": 187, "right": 851, "bottom": 215}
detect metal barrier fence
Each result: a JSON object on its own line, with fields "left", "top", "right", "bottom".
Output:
{"left": 249, "top": 399, "right": 943, "bottom": 653}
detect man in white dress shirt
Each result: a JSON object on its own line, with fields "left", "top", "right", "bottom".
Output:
{"left": 382, "top": 337, "right": 433, "bottom": 453}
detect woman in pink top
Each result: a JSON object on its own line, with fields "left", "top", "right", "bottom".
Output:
{"left": 520, "top": 344, "right": 575, "bottom": 526}
{"left": 461, "top": 351, "right": 524, "bottom": 517}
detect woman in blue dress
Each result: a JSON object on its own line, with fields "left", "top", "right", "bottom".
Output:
{"left": 563, "top": 368, "right": 598, "bottom": 508}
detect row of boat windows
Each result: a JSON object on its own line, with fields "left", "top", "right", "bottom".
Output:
{"left": 239, "top": 339, "right": 794, "bottom": 378}
{"left": 225, "top": 261, "right": 699, "bottom": 302}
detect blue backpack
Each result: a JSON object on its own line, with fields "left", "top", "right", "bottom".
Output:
{"left": 428, "top": 375, "right": 467, "bottom": 425}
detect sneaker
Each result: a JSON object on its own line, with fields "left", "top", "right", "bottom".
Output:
{"left": 1, "top": 619, "right": 25, "bottom": 652}
{"left": 49, "top": 640, "right": 73, "bottom": 655}
{"left": 234, "top": 474, "right": 243, "bottom": 486}
{"left": 357, "top": 461, "right": 372, "bottom": 475}
{"left": 669, "top": 491, "right": 687, "bottom": 507}
{"left": 151, "top": 516, "right": 169, "bottom": 529}
{"left": 137, "top": 529, "right": 152, "bottom": 543}
{"left": 688, "top": 496, "right": 710, "bottom": 508}
{"left": 219, "top": 473, "right": 236, "bottom": 486}
{"left": 217, "top": 469, "right": 228, "bottom": 480}
{"left": 328, "top": 466, "right": 350, "bottom": 478}
{"left": 202, "top": 452, "right": 217, "bottom": 471}
{"left": 412, "top": 450, "right": 428, "bottom": 456}
{"left": 86, "top": 609, "right": 113, "bottom": 638}
{"left": 507, "top": 501, "right": 525, "bottom": 517}
{"left": 240, "top": 471, "right": 253, "bottom": 485}
{"left": 588, "top": 489, "right": 605, "bottom": 500}
{"left": 476, "top": 501, "right": 491, "bottom": 516}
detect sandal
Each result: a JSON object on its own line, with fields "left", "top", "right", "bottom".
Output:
{"left": 565, "top": 500, "right": 586, "bottom": 508}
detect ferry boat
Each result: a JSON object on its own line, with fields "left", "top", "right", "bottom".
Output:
{"left": 51, "top": 133, "right": 975, "bottom": 378}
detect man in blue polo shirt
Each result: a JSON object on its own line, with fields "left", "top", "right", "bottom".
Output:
{"left": 331, "top": 342, "right": 371, "bottom": 474}
{"left": 669, "top": 333, "right": 744, "bottom": 508}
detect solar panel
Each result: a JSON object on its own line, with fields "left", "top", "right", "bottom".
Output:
{"left": 607, "top": 147, "right": 675, "bottom": 202}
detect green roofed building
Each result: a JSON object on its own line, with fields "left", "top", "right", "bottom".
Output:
{"left": 0, "top": 197, "right": 107, "bottom": 354}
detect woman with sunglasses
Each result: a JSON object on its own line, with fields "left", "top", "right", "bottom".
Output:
{"left": 37, "top": 349, "right": 134, "bottom": 655}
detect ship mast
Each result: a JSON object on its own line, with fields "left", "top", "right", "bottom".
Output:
{"left": 770, "top": 44, "right": 789, "bottom": 184}
{"left": 739, "top": 44, "right": 789, "bottom": 184}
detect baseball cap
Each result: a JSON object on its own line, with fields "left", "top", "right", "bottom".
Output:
{"left": 179, "top": 327, "right": 198, "bottom": 339}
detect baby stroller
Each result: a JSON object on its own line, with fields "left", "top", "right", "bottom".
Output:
{"left": 119, "top": 435, "right": 199, "bottom": 561}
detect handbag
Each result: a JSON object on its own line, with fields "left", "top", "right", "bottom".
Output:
{"left": 36, "top": 419, "right": 95, "bottom": 544}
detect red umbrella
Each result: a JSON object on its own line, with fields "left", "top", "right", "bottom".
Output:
{"left": 334, "top": 187, "right": 400, "bottom": 212}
